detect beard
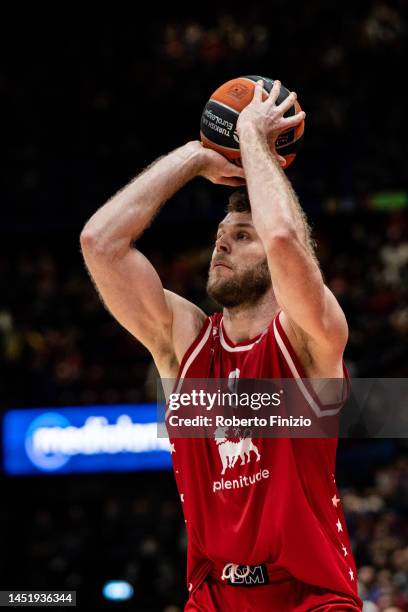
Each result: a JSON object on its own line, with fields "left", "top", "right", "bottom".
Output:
{"left": 207, "top": 258, "right": 271, "bottom": 308}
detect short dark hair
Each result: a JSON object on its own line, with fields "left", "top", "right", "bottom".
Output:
{"left": 227, "top": 189, "right": 251, "bottom": 213}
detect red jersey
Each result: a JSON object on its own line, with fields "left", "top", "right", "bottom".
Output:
{"left": 169, "top": 310, "right": 360, "bottom": 605}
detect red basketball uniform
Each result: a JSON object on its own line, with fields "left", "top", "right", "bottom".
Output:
{"left": 169, "top": 310, "right": 362, "bottom": 611}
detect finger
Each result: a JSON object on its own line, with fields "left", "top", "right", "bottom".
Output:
{"left": 254, "top": 79, "right": 264, "bottom": 102}
{"left": 281, "top": 110, "right": 306, "bottom": 129}
{"left": 268, "top": 79, "right": 281, "bottom": 105}
{"left": 278, "top": 91, "right": 297, "bottom": 115}
{"left": 218, "top": 177, "right": 247, "bottom": 187}
{"left": 277, "top": 155, "right": 287, "bottom": 168}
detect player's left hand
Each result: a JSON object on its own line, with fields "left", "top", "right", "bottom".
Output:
{"left": 236, "top": 79, "right": 305, "bottom": 163}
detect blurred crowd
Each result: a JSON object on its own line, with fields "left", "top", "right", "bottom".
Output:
{"left": 341, "top": 449, "right": 408, "bottom": 611}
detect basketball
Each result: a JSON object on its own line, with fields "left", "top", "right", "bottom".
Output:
{"left": 200, "top": 75, "right": 305, "bottom": 168}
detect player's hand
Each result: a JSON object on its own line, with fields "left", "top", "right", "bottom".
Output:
{"left": 236, "top": 80, "right": 305, "bottom": 164}
{"left": 192, "top": 142, "right": 246, "bottom": 187}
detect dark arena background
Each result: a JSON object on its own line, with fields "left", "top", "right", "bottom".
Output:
{"left": 1, "top": 4, "right": 407, "bottom": 611}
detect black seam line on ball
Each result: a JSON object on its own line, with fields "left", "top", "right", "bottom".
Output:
{"left": 208, "top": 99, "right": 240, "bottom": 115}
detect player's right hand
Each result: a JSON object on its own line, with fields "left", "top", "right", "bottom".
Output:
{"left": 236, "top": 79, "right": 305, "bottom": 155}
{"left": 191, "top": 141, "right": 246, "bottom": 187}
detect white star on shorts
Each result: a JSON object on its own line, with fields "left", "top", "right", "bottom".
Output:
{"left": 331, "top": 495, "right": 340, "bottom": 507}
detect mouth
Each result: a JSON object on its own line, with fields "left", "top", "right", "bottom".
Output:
{"left": 213, "top": 262, "right": 232, "bottom": 270}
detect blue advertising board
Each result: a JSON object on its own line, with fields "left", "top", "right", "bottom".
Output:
{"left": 2, "top": 404, "right": 171, "bottom": 475}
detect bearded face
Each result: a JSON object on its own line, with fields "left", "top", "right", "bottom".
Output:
{"left": 207, "top": 257, "right": 271, "bottom": 308}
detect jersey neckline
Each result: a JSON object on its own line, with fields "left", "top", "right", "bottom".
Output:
{"left": 219, "top": 315, "right": 272, "bottom": 351}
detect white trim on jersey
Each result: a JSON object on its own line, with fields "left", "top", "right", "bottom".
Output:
{"left": 219, "top": 318, "right": 267, "bottom": 352}
{"left": 175, "top": 319, "right": 213, "bottom": 393}
{"left": 273, "top": 313, "right": 342, "bottom": 418}
{"left": 164, "top": 319, "right": 213, "bottom": 421}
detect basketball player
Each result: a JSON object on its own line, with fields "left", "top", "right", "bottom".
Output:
{"left": 80, "top": 80, "right": 363, "bottom": 610}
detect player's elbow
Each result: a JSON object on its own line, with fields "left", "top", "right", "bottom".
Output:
{"left": 80, "top": 224, "right": 114, "bottom": 260}
{"left": 80, "top": 227, "right": 131, "bottom": 265}
{"left": 80, "top": 225, "right": 94, "bottom": 248}
{"left": 80, "top": 225, "right": 101, "bottom": 254}
{"left": 333, "top": 316, "right": 349, "bottom": 351}
{"left": 321, "top": 308, "right": 349, "bottom": 353}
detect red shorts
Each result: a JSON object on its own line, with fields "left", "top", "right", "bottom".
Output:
{"left": 185, "top": 576, "right": 362, "bottom": 611}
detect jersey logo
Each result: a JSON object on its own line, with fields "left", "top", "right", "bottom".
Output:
{"left": 214, "top": 426, "right": 261, "bottom": 475}
{"left": 228, "top": 564, "right": 269, "bottom": 587}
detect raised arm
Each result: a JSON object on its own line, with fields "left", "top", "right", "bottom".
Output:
{"left": 236, "top": 80, "right": 348, "bottom": 362}
{"left": 80, "top": 140, "right": 244, "bottom": 372}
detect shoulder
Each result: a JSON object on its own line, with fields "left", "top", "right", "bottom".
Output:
{"left": 164, "top": 290, "right": 208, "bottom": 364}
{"left": 152, "top": 292, "right": 208, "bottom": 379}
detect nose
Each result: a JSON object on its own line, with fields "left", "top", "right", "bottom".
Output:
{"left": 215, "top": 235, "right": 230, "bottom": 254}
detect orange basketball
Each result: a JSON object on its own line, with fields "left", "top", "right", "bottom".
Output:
{"left": 200, "top": 75, "right": 304, "bottom": 169}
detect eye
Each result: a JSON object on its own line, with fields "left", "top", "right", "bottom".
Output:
{"left": 237, "top": 232, "right": 249, "bottom": 240}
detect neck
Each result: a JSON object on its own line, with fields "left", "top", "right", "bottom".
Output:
{"left": 222, "top": 288, "right": 280, "bottom": 343}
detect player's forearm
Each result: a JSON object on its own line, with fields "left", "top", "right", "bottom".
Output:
{"left": 239, "top": 125, "right": 310, "bottom": 251}
{"left": 80, "top": 141, "right": 203, "bottom": 257}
